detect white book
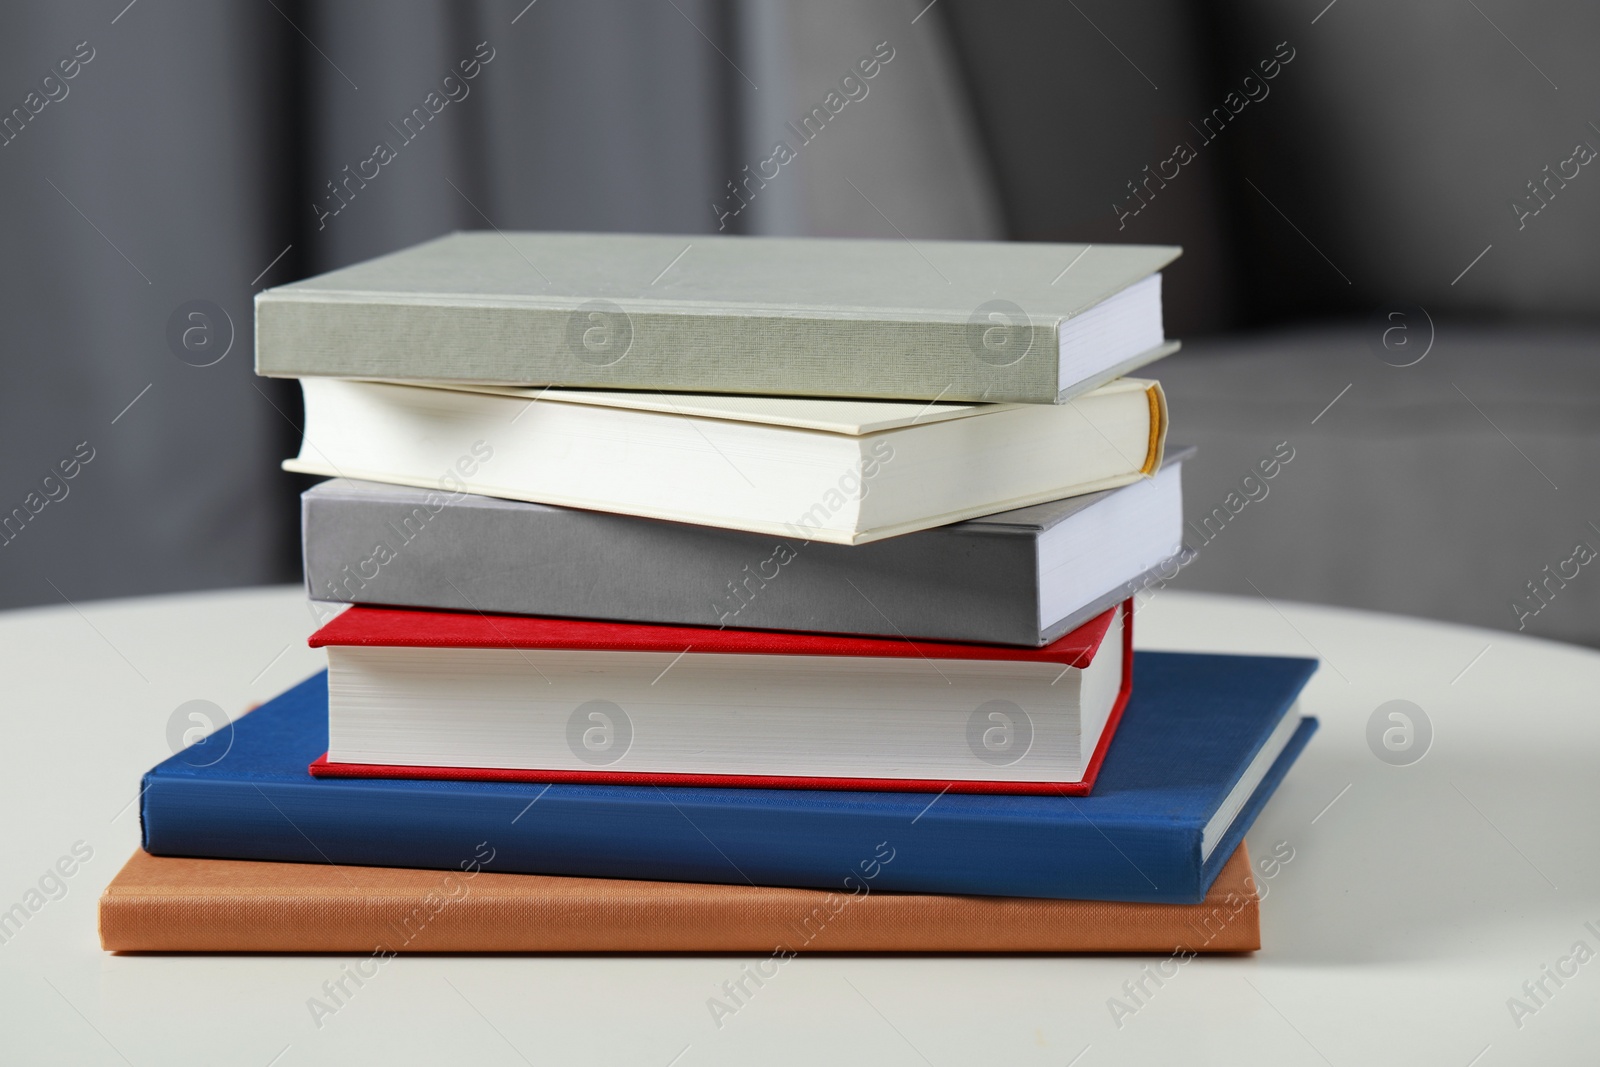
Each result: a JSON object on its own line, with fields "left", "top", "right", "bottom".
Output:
{"left": 283, "top": 377, "right": 1167, "bottom": 545}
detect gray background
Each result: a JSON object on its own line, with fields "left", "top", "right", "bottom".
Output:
{"left": 1, "top": 0, "right": 1595, "bottom": 646}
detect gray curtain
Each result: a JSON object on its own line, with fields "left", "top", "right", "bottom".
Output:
{"left": 1, "top": 2, "right": 296, "bottom": 610}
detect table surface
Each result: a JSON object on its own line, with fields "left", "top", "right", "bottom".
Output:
{"left": 2, "top": 586, "right": 1596, "bottom": 1064}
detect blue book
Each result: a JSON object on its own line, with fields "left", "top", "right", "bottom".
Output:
{"left": 141, "top": 652, "right": 1317, "bottom": 902}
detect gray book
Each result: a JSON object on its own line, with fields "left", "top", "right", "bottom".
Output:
{"left": 257, "top": 232, "right": 1180, "bottom": 404}
{"left": 302, "top": 450, "right": 1191, "bottom": 647}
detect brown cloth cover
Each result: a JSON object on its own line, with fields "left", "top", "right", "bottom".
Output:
{"left": 100, "top": 844, "right": 1259, "bottom": 953}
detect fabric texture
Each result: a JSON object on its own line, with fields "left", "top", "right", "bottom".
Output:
{"left": 100, "top": 842, "right": 1259, "bottom": 953}
{"left": 1150, "top": 327, "right": 1600, "bottom": 647}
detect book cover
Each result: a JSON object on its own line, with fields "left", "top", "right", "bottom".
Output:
{"left": 99, "top": 842, "right": 1260, "bottom": 954}
{"left": 140, "top": 652, "right": 1318, "bottom": 903}
{"left": 301, "top": 450, "right": 1192, "bottom": 647}
{"left": 307, "top": 599, "right": 1119, "bottom": 660}
{"left": 255, "top": 231, "right": 1180, "bottom": 404}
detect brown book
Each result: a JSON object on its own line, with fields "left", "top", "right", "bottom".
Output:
{"left": 100, "top": 843, "right": 1259, "bottom": 954}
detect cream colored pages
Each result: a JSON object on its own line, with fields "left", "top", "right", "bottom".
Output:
{"left": 400, "top": 377, "right": 1155, "bottom": 435}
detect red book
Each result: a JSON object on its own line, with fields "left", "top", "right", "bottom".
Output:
{"left": 308, "top": 600, "right": 1132, "bottom": 795}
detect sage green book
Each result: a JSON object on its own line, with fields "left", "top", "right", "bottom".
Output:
{"left": 255, "top": 232, "right": 1180, "bottom": 403}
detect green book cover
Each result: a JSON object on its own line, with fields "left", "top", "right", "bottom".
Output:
{"left": 256, "top": 232, "right": 1179, "bottom": 403}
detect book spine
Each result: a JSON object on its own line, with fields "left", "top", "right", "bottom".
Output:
{"left": 256, "top": 298, "right": 1064, "bottom": 404}
{"left": 141, "top": 774, "right": 1207, "bottom": 904}
{"left": 302, "top": 485, "right": 1046, "bottom": 646}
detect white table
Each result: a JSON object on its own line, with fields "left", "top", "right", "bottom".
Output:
{"left": 2, "top": 586, "right": 1596, "bottom": 1064}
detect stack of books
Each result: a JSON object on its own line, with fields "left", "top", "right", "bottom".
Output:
{"left": 100, "top": 233, "right": 1317, "bottom": 954}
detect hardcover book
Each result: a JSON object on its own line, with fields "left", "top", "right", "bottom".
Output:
{"left": 99, "top": 842, "right": 1260, "bottom": 953}
{"left": 254, "top": 231, "right": 1181, "bottom": 404}
{"left": 139, "top": 652, "right": 1318, "bottom": 903}
{"left": 282, "top": 376, "right": 1167, "bottom": 545}
{"left": 302, "top": 450, "right": 1192, "bottom": 647}
{"left": 307, "top": 602, "right": 1131, "bottom": 793}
